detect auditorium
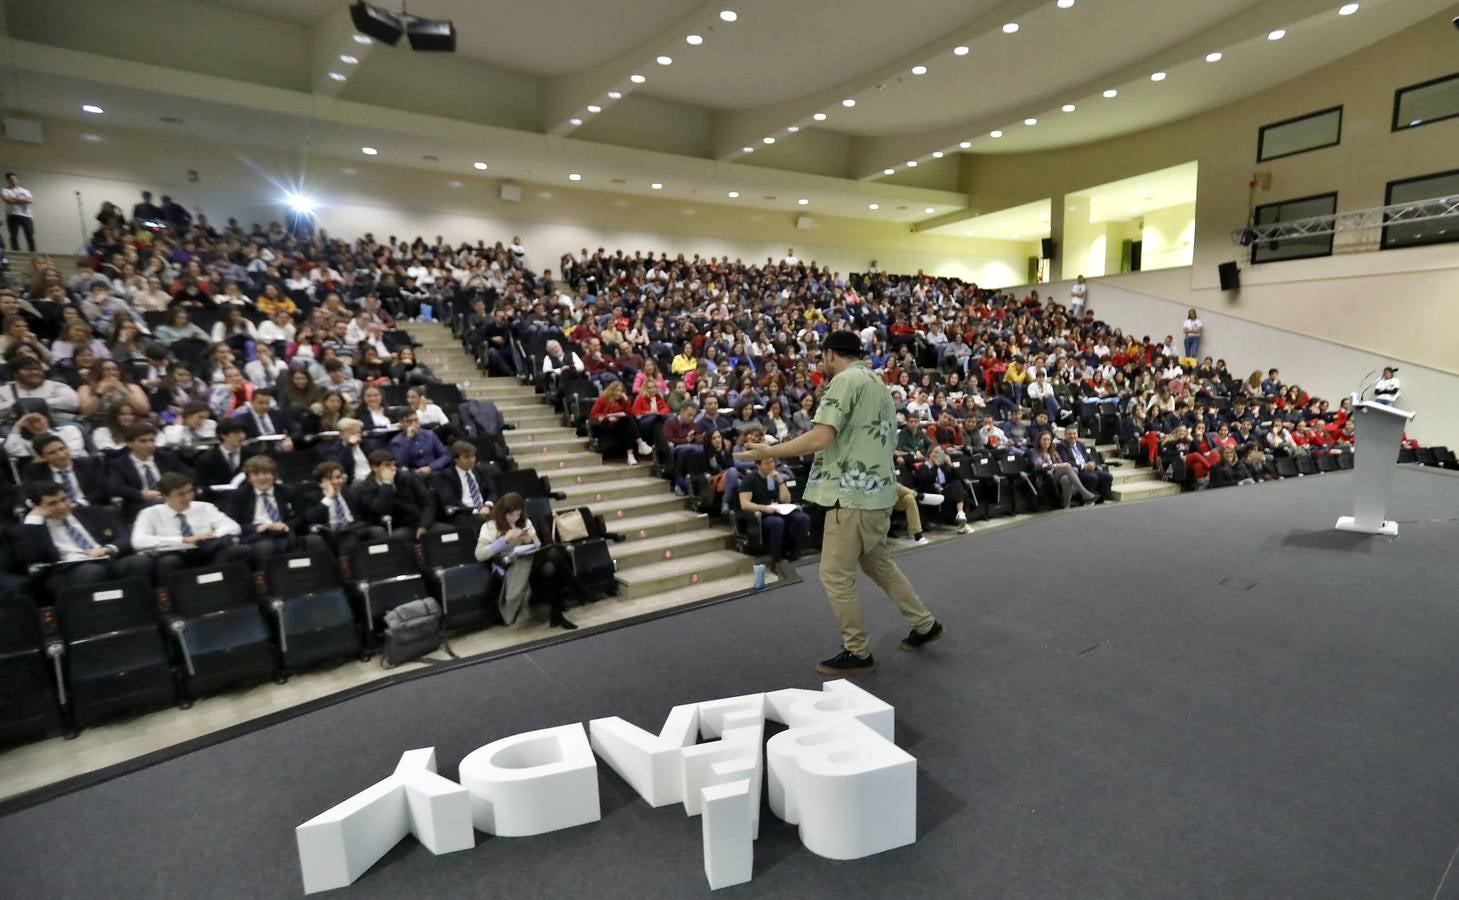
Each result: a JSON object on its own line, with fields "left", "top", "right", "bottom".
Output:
{"left": 1, "top": 0, "right": 1458, "bottom": 896}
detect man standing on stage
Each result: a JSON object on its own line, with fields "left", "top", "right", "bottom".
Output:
{"left": 738, "top": 329, "right": 943, "bottom": 675}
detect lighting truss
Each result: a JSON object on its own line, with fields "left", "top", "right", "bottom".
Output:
{"left": 1232, "top": 195, "right": 1459, "bottom": 245}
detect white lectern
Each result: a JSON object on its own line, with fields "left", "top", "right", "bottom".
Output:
{"left": 1334, "top": 393, "right": 1415, "bottom": 537}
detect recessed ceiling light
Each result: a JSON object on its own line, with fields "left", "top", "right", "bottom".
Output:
{"left": 686, "top": 34, "right": 703, "bottom": 45}
{"left": 568, "top": 173, "right": 582, "bottom": 181}
{"left": 1002, "top": 23, "right": 1019, "bottom": 33}
{"left": 1024, "top": 117, "right": 1038, "bottom": 125}
{"left": 813, "top": 112, "right": 827, "bottom": 121}
{"left": 763, "top": 136, "right": 776, "bottom": 144}
{"left": 1057, "top": 0, "right": 1075, "bottom": 7}
{"left": 473, "top": 161, "right": 488, "bottom": 170}
{"left": 630, "top": 74, "right": 646, "bottom": 84}
{"left": 911, "top": 65, "right": 928, "bottom": 75}
{"left": 1103, "top": 89, "right": 1118, "bottom": 98}
{"left": 353, "top": 34, "right": 372, "bottom": 45}
{"left": 990, "top": 130, "right": 1003, "bottom": 138}
{"left": 925, "top": 207, "right": 935, "bottom": 214}
{"left": 868, "top": 203, "right": 880, "bottom": 210}
{"left": 339, "top": 54, "right": 359, "bottom": 64}
{"left": 82, "top": 104, "right": 104, "bottom": 114}
{"left": 728, "top": 191, "right": 739, "bottom": 198}
{"left": 842, "top": 98, "right": 857, "bottom": 107}
{"left": 884, "top": 168, "right": 896, "bottom": 175}
{"left": 719, "top": 9, "right": 737, "bottom": 22}
{"left": 608, "top": 90, "right": 622, "bottom": 99}
{"left": 932, "top": 151, "right": 944, "bottom": 158}
{"left": 906, "top": 160, "right": 918, "bottom": 167}
{"left": 798, "top": 198, "right": 809, "bottom": 205}
{"left": 1338, "top": 3, "right": 1359, "bottom": 14}
{"left": 1268, "top": 28, "right": 1286, "bottom": 40}
{"left": 1150, "top": 72, "right": 1166, "bottom": 82}
{"left": 656, "top": 55, "right": 673, "bottom": 65}
{"left": 360, "top": 146, "right": 378, "bottom": 155}
{"left": 959, "top": 141, "right": 972, "bottom": 149}
{"left": 80, "top": 133, "right": 102, "bottom": 142}
{"left": 329, "top": 71, "right": 347, "bottom": 81}
{"left": 651, "top": 182, "right": 663, "bottom": 189}
{"left": 953, "top": 45, "right": 969, "bottom": 56}
{"left": 587, "top": 104, "right": 601, "bottom": 113}
{"left": 1205, "top": 51, "right": 1223, "bottom": 62}
{"left": 787, "top": 126, "right": 799, "bottom": 133}
{"left": 743, "top": 146, "right": 755, "bottom": 153}
{"left": 1062, "top": 104, "right": 1076, "bottom": 112}
{"left": 569, "top": 117, "right": 583, "bottom": 126}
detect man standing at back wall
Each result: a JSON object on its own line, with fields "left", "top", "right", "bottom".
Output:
{"left": 2, "top": 172, "right": 35, "bottom": 252}
{"left": 738, "top": 329, "right": 944, "bottom": 675}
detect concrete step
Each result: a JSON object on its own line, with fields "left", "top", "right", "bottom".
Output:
{"left": 494, "top": 399, "right": 554, "bottom": 414}
{"left": 515, "top": 451, "right": 603, "bottom": 472}
{"left": 507, "top": 435, "right": 590, "bottom": 456}
{"left": 558, "top": 491, "right": 687, "bottom": 522}
{"left": 1110, "top": 479, "right": 1181, "bottom": 502}
{"left": 615, "top": 550, "right": 754, "bottom": 600}
{"left": 538, "top": 462, "right": 636, "bottom": 486}
{"left": 558, "top": 476, "right": 667, "bottom": 504}
{"left": 501, "top": 408, "right": 561, "bottom": 425}
{"left": 610, "top": 530, "right": 732, "bottom": 570}
{"left": 1109, "top": 466, "right": 1149, "bottom": 485}
{"left": 614, "top": 510, "right": 722, "bottom": 540}
{"left": 506, "top": 427, "right": 583, "bottom": 447}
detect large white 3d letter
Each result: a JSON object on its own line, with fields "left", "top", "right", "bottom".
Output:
{"left": 295, "top": 747, "right": 474, "bottom": 894}
{"left": 457, "top": 723, "right": 601, "bottom": 836}
{"left": 765, "top": 717, "right": 916, "bottom": 860}
{"left": 588, "top": 703, "right": 699, "bottom": 807}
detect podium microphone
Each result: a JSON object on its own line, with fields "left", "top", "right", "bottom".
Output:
{"left": 1353, "top": 369, "right": 1379, "bottom": 403}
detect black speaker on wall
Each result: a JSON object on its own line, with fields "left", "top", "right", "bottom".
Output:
{"left": 1040, "top": 238, "right": 1057, "bottom": 260}
{"left": 1218, "top": 261, "right": 1240, "bottom": 291}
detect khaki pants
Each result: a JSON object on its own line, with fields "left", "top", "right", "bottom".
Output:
{"left": 894, "top": 484, "right": 922, "bottom": 536}
{"left": 819, "top": 506, "right": 935, "bottom": 657}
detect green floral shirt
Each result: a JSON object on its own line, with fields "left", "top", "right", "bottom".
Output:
{"left": 804, "top": 361, "right": 899, "bottom": 510}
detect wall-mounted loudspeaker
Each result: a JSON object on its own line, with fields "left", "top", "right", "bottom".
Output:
{"left": 499, "top": 183, "right": 522, "bottom": 203}
{"left": 1040, "top": 238, "right": 1057, "bottom": 260}
{"left": 1218, "top": 261, "right": 1240, "bottom": 291}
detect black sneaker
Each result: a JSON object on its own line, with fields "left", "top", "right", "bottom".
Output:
{"left": 899, "top": 620, "right": 944, "bottom": 652}
{"left": 816, "top": 649, "right": 876, "bottom": 676}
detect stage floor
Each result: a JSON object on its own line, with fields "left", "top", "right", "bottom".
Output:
{"left": 3, "top": 467, "right": 1459, "bottom": 899}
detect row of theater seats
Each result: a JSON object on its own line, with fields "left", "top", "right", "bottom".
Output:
{"left": 0, "top": 483, "right": 622, "bottom": 745}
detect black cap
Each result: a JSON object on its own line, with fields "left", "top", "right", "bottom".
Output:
{"left": 823, "top": 330, "right": 864, "bottom": 357}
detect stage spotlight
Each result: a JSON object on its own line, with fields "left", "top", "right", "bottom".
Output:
{"left": 350, "top": 2, "right": 403, "bottom": 45}
{"left": 351, "top": 2, "right": 456, "bottom": 52}
{"left": 286, "top": 193, "right": 315, "bottom": 215}
{"left": 407, "top": 16, "right": 456, "bottom": 52}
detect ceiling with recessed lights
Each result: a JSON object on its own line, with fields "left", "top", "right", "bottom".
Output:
{"left": 1, "top": 0, "right": 1452, "bottom": 225}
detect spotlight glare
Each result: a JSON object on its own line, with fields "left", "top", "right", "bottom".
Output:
{"left": 82, "top": 104, "right": 104, "bottom": 114}
{"left": 473, "top": 161, "right": 488, "bottom": 170}
{"left": 743, "top": 146, "right": 755, "bottom": 153}
{"left": 569, "top": 117, "right": 583, "bottom": 126}
{"left": 568, "top": 173, "right": 582, "bottom": 181}
{"left": 842, "top": 98, "right": 857, "bottom": 107}
{"left": 1024, "top": 117, "right": 1038, "bottom": 125}
{"left": 884, "top": 168, "right": 895, "bottom": 175}
{"left": 990, "top": 130, "right": 1003, "bottom": 137}
{"left": 813, "top": 112, "right": 828, "bottom": 121}
{"left": 1338, "top": 3, "right": 1358, "bottom": 14}
{"left": 630, "top": 73, "right": 646, "bottom": 84}
{"left": 651, "top": 182, "right": 663, "bottom": 189}
{"left": 911, "top": 65, "right": 928, "bottom": 75}
{"left": 933, "top": 151, "right": 944, "bottom": 158}
{"left": 1002, "top": 22, "right": 1019, "bottom": 33}
{"left": 329, "top": 71, "right": 347, "bottom": 81}
{"left": 339, "top": 54, "right": 359, "bottom": 64}
{"left": 1062, "top": 103, "right": 1076, "bottom": 112}
{"left": 587, "top": 104, "right": 601, "bottom": 113}
{"left": 763, "top": 136, "right": 776, "bottom": 144}
{"left": 686, "top": 33, "right": 703, "bottom": 45}
{"left": 656, "top": 55, "right": 673, "bottom": 65}
{"left": 798, "top": 198, "right": 809, "bottom": 205}
{"left": 1206, "top": 51, "right": 1223, "bottom": 62}
{"left": 787, "top": 126, "right": 799, "bottom": 133}
{"left": 906, "top": 160, "right": 918, "bottom": 167}
{"left": 1103, "top": 89, "right": 1118, "bottom": 98}
{"left": 353, "top": 34, "right": 372, "bottom": 45}
{"left": 608, "top": 90, "right": 622, "bottom": 99}
{"left": 1268, "top": 28, "right": 1286, "bottom": 40}
{"left": 360, "top": 146, "right": 378, "bottom": 155}
{"left": 728, "top": 191, "right": 739, "bottom": 198}
{"left": 286, "top": 193, "right": 315, "bottom": 215}
{"left": 959, "top": 140, "right": 971, "bottom": 148}
{"left": 869, "top": 203, "right": 880, "bottom": 210}
{"left": 953, "top": 45, "right": 969, "bottom": 56}
{"left": 719, "top": 9, "right": 738, "bottom": 22}
{"left": 1150, "top": 71, "right": 1166, "bottom": 82}
{"left": 1057, "top": 0, "right": 1075, "bottom": 7}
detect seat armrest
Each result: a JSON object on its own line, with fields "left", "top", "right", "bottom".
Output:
{"left": 45, "top": 640, "right": 67, "bottom": 707}
{"left": 166, "top": 617, "right": 196, "bottom": 676}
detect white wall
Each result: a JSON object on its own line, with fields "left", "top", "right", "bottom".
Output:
{"left": 1139, "top": 204, "right": 1195, "bottom": 272}
{"left": 1035, "top": 270, "right": 1459, "bottom": 447}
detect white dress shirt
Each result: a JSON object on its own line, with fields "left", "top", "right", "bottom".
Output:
{"left": 131, "top": 502, "right": 241, "bottom": 552}
{"left": 130, "top": 454, "right": 163, "bottom": 489}
{"left": 44, "top": 465, "right": 90, "bottom": 506}
{"left": 351, "top": 444, "right": 372, "bottom": 482}
{"left": 25, "top": 512, "right": 107, "bottom": 562}
{"left": 252, "top": 489, "right": 284, "bottom": 527}
{"left": 456, "top": 466, "right": 489, "bottom": 510}
{"left": 320, "top": 492, "right": 353, "bottom": 529}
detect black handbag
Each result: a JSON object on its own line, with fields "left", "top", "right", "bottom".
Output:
{"left": 380, "top": 597, "right": 443, "bottom": 668}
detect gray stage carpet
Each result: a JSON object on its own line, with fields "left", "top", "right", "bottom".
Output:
{"left": 4, "top": 467, "right": 1459, "bottom": 899}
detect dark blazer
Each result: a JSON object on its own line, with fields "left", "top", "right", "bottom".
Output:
{"left": 351, "top": 474, "right": 437, "bottom": 531}
{"left": 234, "top": 406, "right": 301, "bottom": 442}
{"left": 23, "top": 457, "right": 110, "bottom": 506}
{"left": 1056, "top": 439, "right": 1098, "bottom": 469}
{"left": 105, "top": 452, "right": 187, "bottom": 510}
{"left": 14, "top": 506, "right": 135, "bottom": 567}
{"left": 317, "top": 438, "right": 374, "bottom": 484}
{"left": 225, "top": 482, "right": 309, "bottom": 534}
{"left": 301, "top": 489, "right": 371, "bottom": 531}
{"left": 431, "top": 464, "right": 499, "bottom": 517}
{"left": 193, "top": 446, "right": 248, "bottom": 491}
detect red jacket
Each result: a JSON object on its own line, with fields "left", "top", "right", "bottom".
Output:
{"left": 589, "top": 395, "right": 631, "bottom": 419}
{"left": 631, "top": 394, "right": 669, "bottom": 416}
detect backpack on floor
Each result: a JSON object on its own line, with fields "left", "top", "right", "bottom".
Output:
{"left": 380, "top": 597, "right": 443, "bottom": 668}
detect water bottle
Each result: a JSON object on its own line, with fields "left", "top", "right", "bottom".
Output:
{"left": 752, "top": 563, "right": 766, "bottom": 591}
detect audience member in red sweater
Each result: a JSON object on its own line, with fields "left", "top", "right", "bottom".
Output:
{"left": 588, "top": 379, "right": 653, "bottom": 465}
{"left": 631, "top": 381, "right": 671, "bottom": 441}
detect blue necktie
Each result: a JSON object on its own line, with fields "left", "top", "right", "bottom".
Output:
{"left": 63, "top": 518, "right": 95, "bottom": 551}
{"left": 143, "top": 463, "right": 158, "bottom": 490}
{"left": 59, "top": 469, "right": 78, "bottom": 500}
{"left": 467, "top": 472, "right": 483, "bottom": 508}
{"left": 262, "top": 492, "right": 280, "bottom": 522}
{"left": 176, "top": 512, "right": 193, "bottom": 538}
{"left": 332, "top": 496, "right": 350, "bottom": 527}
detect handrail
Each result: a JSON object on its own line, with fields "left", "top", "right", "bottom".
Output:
{"left": 1232, "top": 195, "right": 1458, "bottom": 245}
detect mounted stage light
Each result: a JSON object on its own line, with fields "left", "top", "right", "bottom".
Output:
{"left": 351, "top": 2, "right": 456, "bottom": 52}
{"left": 350, "top": 2, "right": 403, "bottom": 45}
{"left": 407, "top": 17, "right": 456, "bottom": 52}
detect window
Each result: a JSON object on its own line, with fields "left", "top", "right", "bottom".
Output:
{"left": 1383, "top": 169, "right": 1459, "bottom": 250}
{"left": 1251, "top": 192, "right": 1337, "bottom": 264}
{"left": 1392, "top": 72, "right": 1459, "bottom": 131}
{"left": 1257, "top": 106, "right": 1342, "bottom": 162}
